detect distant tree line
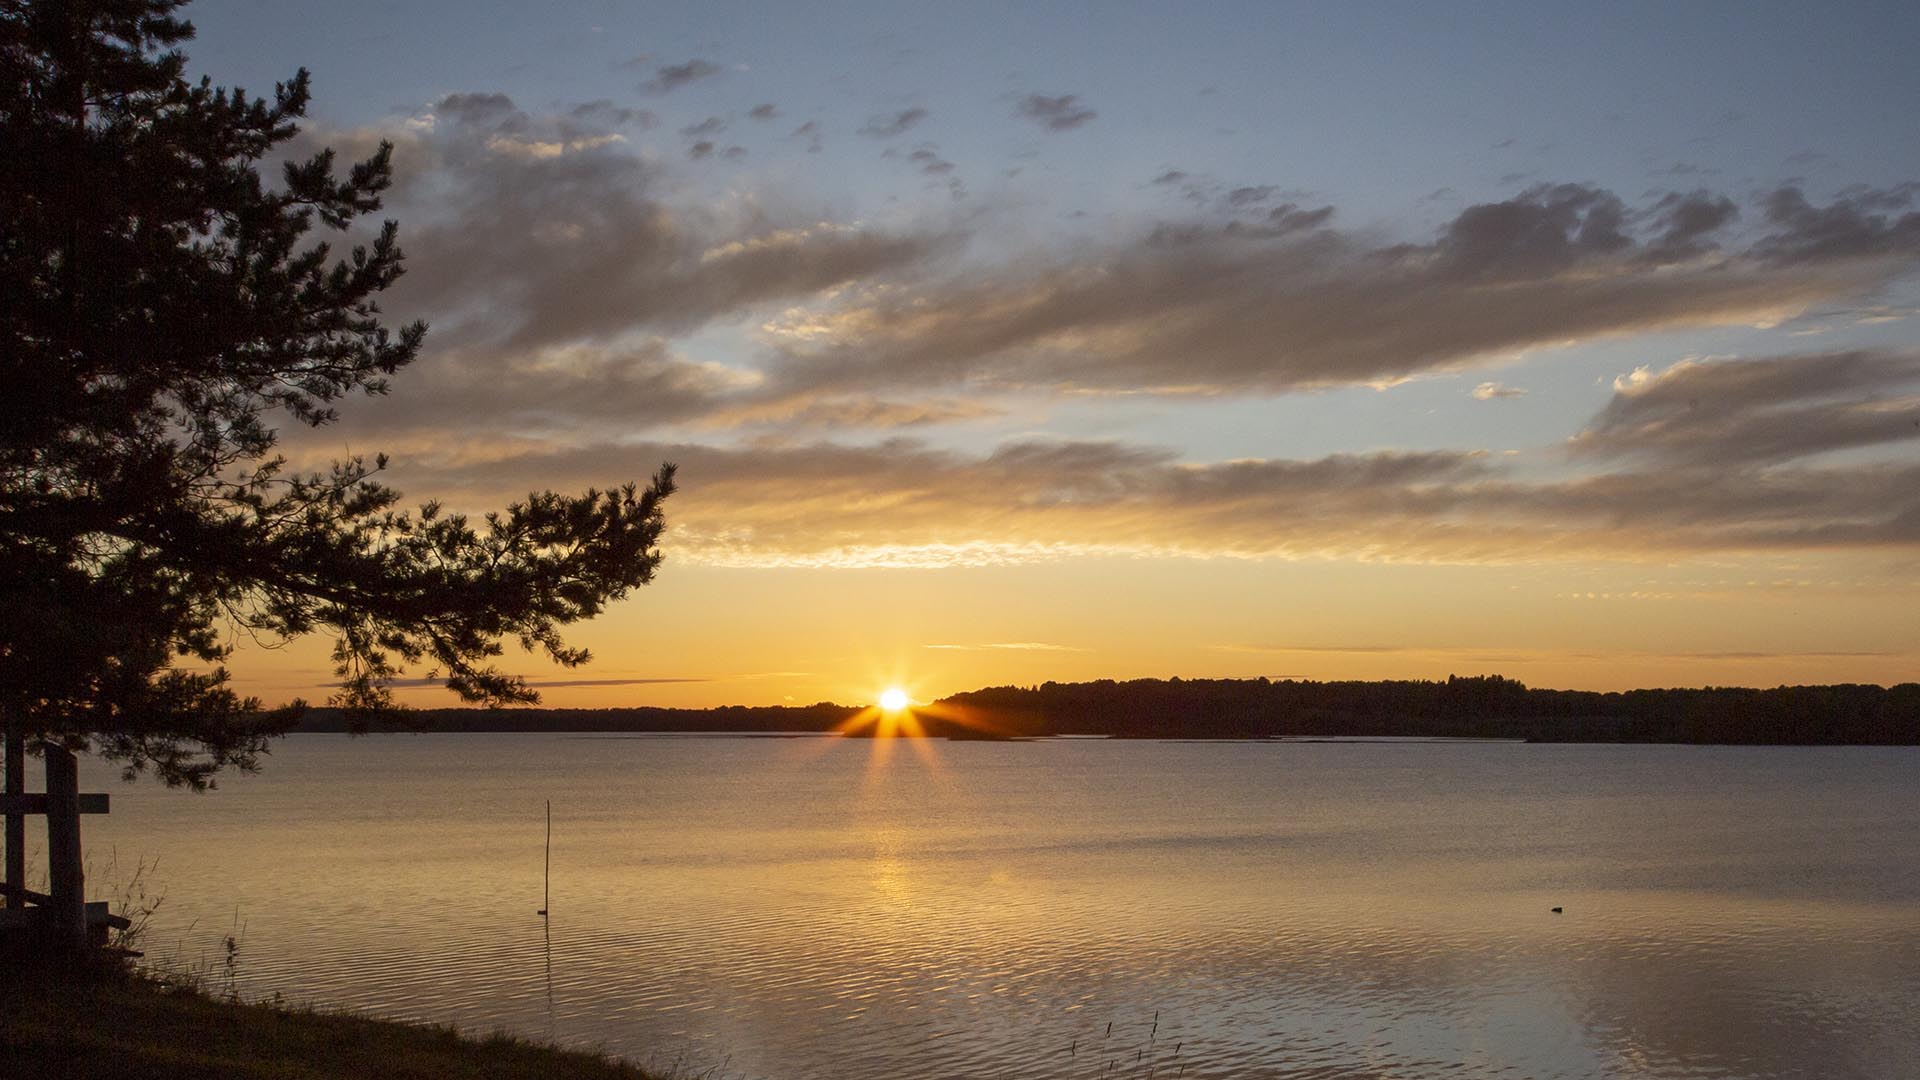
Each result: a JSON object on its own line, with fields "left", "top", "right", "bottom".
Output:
{"left": 292, "top": 675, "right": 1920, "bottom": 744}
{"left": 936, "top": 675, "right": 1920, "bottom": 744}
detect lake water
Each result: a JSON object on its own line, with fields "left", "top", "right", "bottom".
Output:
{"left": 74, "top": 735, "right": 1920, "bottom": 1079}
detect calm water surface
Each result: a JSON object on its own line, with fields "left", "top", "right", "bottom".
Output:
{"left": 79, "top": 736, "right": 1920, "bottom": 1079}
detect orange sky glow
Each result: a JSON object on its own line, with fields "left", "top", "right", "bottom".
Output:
{"left": 189, "top": 3, "right": 1920, "bottom": 711}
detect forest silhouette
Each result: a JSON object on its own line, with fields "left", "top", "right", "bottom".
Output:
{"left": 292, "top": 675, "right": 1920, "bottom": 745}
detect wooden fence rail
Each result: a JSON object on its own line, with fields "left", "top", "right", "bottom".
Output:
{"left": 1, "top": 726, "right": 123, "bottom": 956}
{"left": 4, "top": 724, "right": 19, "bottom": 913}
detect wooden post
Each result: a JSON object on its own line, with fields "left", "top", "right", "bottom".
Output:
{"left": 3, "top": 716, "right": 21, "bottom": 912}
{"left": 43, "top": 745, "right": 86, "bottom": 952}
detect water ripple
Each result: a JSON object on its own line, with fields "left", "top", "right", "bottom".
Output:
{"left": 82, "top": 737, "right": 1920, "bottom": 1080}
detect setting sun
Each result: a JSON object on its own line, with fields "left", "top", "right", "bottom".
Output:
{"left": 878, "top": 688, "right": 910, "bottom": 712}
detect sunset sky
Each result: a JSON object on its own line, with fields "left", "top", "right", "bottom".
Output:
{"left": 188, "top": 0, "right": 1920, "bottom": 708}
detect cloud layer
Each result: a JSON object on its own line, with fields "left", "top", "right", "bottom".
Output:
{"left": 1573, "top": 350, "right": 1920, "bottom": 464}
{"left": 286, "top": 98, "right": 1920, "bottom": 572}
{"left": 761, "top": 183, "right": 1920, "bottom": 399}
{"left": 357, "top": 348, "right": 1920, "bottom": 568}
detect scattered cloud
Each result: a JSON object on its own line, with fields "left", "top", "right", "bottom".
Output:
{"left": 907, "top": 147, "right": 956, "bottom": 175}
{"left": 859, "top": 107, "right": 928, "bottom": 138}
{"left": 1226, "top": 185, "right": 1279, "bottom": 208}
{"left": 1755, "top": 184, "right": 1920, "bottom": 264}
{"left": 482, "top": 132, "right": 626, "bottom": 159}
{"left": 568, "top": 100, "right": 656, "bottom": 128}
{"left": 1472, "top": 382, "right": 1528, "bottom": 400}
{"left": 1016, "top": 93, "right": 1097, "bottom": 132}
{"left": 435, "top": 92, "right": 517, "bottom": 123}
{"left": 1643, "top": 189, "right": 1739, "bottom": 260}
{"left": 748, "top": 103, "right": 779, "bottom": 120}
{"left": 644, "top": 58, "right": 723, "bottom": 94}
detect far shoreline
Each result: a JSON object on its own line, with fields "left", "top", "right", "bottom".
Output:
{"left": 285, "top": 674, "right": 1920, "bottom": 746}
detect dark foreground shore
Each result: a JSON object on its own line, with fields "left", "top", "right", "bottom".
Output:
{"left": 0, "top": 972, "right": 661, "bottom": 1080}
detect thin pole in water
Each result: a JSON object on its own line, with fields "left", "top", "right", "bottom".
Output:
{"left": 538, "top": 799, "right": 551, "bottom": 916}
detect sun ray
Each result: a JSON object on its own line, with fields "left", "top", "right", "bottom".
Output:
{"left": 826, "top": 670, "right": 1051, "bottom": 791}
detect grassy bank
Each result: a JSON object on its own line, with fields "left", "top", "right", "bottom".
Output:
{"left": 0, "top": 971, "right": 664, "bottom": 1080}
